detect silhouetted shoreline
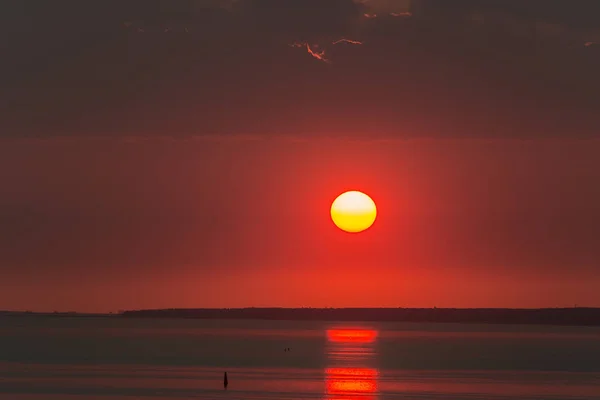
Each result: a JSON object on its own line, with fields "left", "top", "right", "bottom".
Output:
{"left": 4, "top": 308, "right": 600, "bottom": 327}
{"left": 120, "top": 308, "right": 600, "bottom": 326}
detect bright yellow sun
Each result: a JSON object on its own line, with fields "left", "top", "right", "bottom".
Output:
{"left": 330, "top": 191, "right": 377, "bottom": 233}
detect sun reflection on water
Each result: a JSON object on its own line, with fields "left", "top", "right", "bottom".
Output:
{"left": 325, "top": 328, "right": 379, "bottom": 400}
{"left": 326, "top": 367, "right": 379, "bottom": 399}
{"left": 327, "top": 328, "right": 378, "bottom": 343}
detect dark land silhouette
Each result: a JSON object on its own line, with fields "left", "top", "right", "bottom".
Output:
{"left": 4, "top": 308, "right": 600, "bottom": 327}
{"left": 118, "top": 308, "right": 600, "bottom": 327}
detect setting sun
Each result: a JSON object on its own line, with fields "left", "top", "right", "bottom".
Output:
{"left": 330, "top": 191, "right": 377, "bottom": 233}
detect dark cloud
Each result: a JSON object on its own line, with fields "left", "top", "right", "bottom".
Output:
{"left": 0, "top": 0, "right": 599, "bottom": 139}
{"left": 233, "top": 0, "right": 365, "bottom": 39}
{"left": 413, "top": 0, "right": 600, "bottom": 29}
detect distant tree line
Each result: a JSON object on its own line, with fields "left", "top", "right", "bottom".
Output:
{"left": 119, "top": 307, "right": 600, "bottom": 326}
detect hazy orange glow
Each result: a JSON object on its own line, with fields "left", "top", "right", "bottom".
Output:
{"left": 327, "top": 328, "right": 378, "bottom": 343}
{"left": 330, "top": 191, "right": 377, "bottom": 233}
{"left": 326, "top": 367, "right": 378, "bottom": 399}
{"left": 6, "top": 137, "right": 600, "bottom": 312}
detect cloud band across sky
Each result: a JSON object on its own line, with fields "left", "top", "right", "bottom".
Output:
{"left": 0, "top": 0, "right": 599, "bottom": 139}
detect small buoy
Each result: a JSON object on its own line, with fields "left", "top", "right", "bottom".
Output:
{"left": 224, "top": 372, "right": 228, "bottom": 389}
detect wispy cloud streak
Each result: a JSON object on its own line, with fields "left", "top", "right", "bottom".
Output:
{"left": 332, "top": 38, "right": 363, "bottom": 45}
{"left": 306, "top": 44, "right": 330, "bottom": 63}
{"left": 390, "top": 12, "right": 412, "bottom": 17}
{"left": 290, "top": 42, "right": 330, "bottom": 63}
{"left": 290, "top": 38, "right": 363, "bottom": 64}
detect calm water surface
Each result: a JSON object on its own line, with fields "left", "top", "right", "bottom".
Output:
{"left": 1, "top": 317, "right": 600, "bottom": 399}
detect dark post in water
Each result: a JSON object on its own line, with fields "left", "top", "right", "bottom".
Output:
{"left": 224, "top": 371, "right": 228, "bottom": 389}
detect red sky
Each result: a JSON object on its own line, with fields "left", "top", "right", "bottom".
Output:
{"left": 1, "top": 137, "right": 599, "bottom": 312}
{"left": 1, "top": 0, "right": 599, "bottom": 312}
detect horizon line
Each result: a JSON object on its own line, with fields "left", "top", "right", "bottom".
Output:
{"left": 2, "top": 306, "right": 599, "bottom": 315}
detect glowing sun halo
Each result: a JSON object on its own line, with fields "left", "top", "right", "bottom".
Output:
{"left": 330, "top": 191, "right": 377, "bottom": 233}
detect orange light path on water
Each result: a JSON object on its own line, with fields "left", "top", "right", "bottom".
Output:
{"left": 325, "top": 328, "right": 379, "bottom": 399}
{"left": 327, "top": 328, "right": 378, "bottom": 343}
{"left": 326, "top": 367, "right": 378, "bottom": 399}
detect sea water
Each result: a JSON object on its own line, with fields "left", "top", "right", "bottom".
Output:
{"left": 1, "top": 316, "right": 600, "bottom": 399}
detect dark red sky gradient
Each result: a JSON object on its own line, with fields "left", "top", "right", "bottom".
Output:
{"left": 1, "top": 1, "right": 599, "bottom": 312}
{"left": 2, "top": 137, "right": 599, "bottom": 311}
